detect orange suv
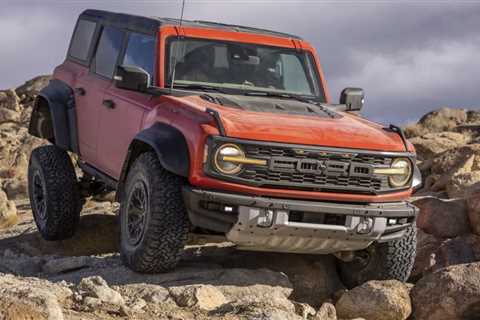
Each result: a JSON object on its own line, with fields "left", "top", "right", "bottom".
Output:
{"left": 28, "top": 9, "right": 421, "bottom": 286}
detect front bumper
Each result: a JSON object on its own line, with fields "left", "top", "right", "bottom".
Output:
{"left": 183, "top": 187, "right": 418, "bottom": 254}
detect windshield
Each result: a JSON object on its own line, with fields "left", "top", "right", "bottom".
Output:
{"left": 166, "top": 38, "right": 325, "bottom": 100}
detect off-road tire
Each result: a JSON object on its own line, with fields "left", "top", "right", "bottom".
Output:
{"left": 338, "top": 223, "right": 417, "bottom": 288}
{"left": 28, "top": 145, "right": 81, "bottom": 240}
{"left": 119, "top": 152, "right": 189, "bottom": 273}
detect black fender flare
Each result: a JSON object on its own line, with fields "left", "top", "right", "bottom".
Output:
{"left": 28, "top": 79, "right": 79, "bottom": 153}
{"left": 116, "top": 123, "right": 190, "bottom": 199}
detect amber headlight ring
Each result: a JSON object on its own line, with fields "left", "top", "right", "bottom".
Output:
{"left": 388, "top": 158, "right": 413, "bottom": 188}
{"left": 213, "top": 144, "right": 245, "bottom": 175}
{"left": 373, "top": 157, "right": 414, "bottom": 188}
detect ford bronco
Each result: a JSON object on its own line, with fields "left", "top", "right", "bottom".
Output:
{"left": 27, "top": 9, "right": 421, "bottom": 286}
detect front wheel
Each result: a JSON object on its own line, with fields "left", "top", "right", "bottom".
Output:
{"left": 338, "top": 223, "right": 417, "bottom": 288}
{"left": 119, "top": 152, "right": 189, "bottom": 273}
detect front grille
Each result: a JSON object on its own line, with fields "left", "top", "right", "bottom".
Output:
{"left": 207, "top": 138, "right": 411, "bottom": 194}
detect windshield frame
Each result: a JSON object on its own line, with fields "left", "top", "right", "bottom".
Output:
{"left": 163, "top": 36, "right": 326, "bottom": 102}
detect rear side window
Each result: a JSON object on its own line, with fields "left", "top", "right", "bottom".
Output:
{"left": 122, "top": 33, "right": 156, "bottom": 83}
{"left": 94, "top": 26, "right": 124, "bottom": 78}
{"left": 69, "top": 19, "right": 97, "bottom": 61}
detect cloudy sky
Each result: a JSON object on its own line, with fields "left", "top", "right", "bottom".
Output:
{"left": 1, "top": 0, "right": 479, "bottom": 124}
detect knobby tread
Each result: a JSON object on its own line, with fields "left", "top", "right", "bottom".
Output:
{"left": 120, "top": 152, "right": 189, "bottom": 273}
{"left": 28, "top": 145, "right": 81, "bottom": 240}
{"left": 339, "top": 223, "right": 417, "bottom": 288}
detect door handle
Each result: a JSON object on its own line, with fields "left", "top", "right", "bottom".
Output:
{"left": 75, "top": 87, "right": 86, "bottom": 96}
{"left": 102, "top": 99, "right": 116, "bottom": 109}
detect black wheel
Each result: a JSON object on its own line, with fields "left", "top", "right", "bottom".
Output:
{"left": 119, "top": 152, "right": 189, "bottom": 273}
{"left": 28, "top": 145, "right": 81, "bottom": 240}
{"left": 338, "top": 223, "right": 417, "bottom": 288}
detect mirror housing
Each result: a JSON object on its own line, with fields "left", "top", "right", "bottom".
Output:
{"left": 339, "top": 87, "right": 364, "bottom": 112}
{"left": 114, "top": 65, "right": 151, "bottom": 92}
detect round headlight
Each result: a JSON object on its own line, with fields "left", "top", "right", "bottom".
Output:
{"left": 214, "top": 144, "right": 244, "bottom": 174}
{"left": 389, "top": 158, "right": 413, "bottom": 187}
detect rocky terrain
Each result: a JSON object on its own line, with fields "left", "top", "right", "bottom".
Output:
{"left": 0, "top": 77, "right": 479, "bottom": 319}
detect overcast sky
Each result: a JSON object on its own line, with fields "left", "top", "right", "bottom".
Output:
{"left": 1, "top": 0, "right": 479, "bottom": 124}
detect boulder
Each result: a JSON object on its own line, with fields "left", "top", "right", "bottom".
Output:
{"left": 411, "top": 228, "right": 442, "bottom": 279}
{"left": 466, "top": 188, "right": 480, "bottom": 235}
{"left": 78, "top": 276, "right": 125, "bottom": 306}
{"left": 42, "top": 256, "right": 90, "bottom": 274}
{"left": 431, "top": 145, "right": 480, "bottom": 176}
{"left": 411, "top": 262, "right": 480, "bottom": 320}
{"left": 335, "top": 280, "right": 411, "bottom": 320}
{"left": 2, "top": 178, "right": 28, "bottom": 200}
{"left": 15, "top": 75, "right": 51, "bottom": 104}
{"left": 0, "top": 273, "right": 72, "bottom": 320}
{"left": 293, "top": 302, "right": 316, "bottom": 319}
{"left": 418, "top": 107, "right": 467, "bottom": 133}
{"left": 446, "top": 171, "right": 480, "bottom": 198}
{"left": 409, "top": 131, "right": 470, "bottom": 161}
{"left": 314, "top": 302, "right": 337, "bottom": 320}
{"left": 0, "top": 189, "right": 18, "bottom": 229}
{"left": 413, "top": 197, "right": 471, "bottom": 238}
{"left": 169, "top": 285, "right": 227, "bottom": 311}
{"left": 434, "top": 236, "right": 478, "bottom": 270}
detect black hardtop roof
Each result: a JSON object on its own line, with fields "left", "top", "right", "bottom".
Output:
{"left": 80, "top": 9, "right": 302, "bottom": 39}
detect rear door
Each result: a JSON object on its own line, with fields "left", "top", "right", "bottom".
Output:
{"left": 67, "top": 18, "right": 105, "bottom": 164}
{"left": 97, "top": 32, "right": 156, "bottom": 178}
{"left": 78, "top": 25, "right": 125, "bottom": 172}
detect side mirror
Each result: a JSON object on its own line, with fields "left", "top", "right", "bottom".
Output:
{"left": 114, "top": 65, "right": 151, "bottom": 92}
{"left": 340, "top": 88, "right": 364, "bottom": 111}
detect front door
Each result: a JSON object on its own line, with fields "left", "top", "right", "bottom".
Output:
{"left": 96, "top": 31, "right": 156, "bottom": 179}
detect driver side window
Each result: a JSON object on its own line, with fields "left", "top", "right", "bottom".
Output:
{"left": 122, "top": 33, "right": 156, "bottom": 84}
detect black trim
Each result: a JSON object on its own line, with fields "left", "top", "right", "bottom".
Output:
{"left": 206, "top": 108, "right": 226, "bottom": 136}
{"left": 183, "top": 186, "right": 418, "bottom": 233}
{"left": 80, "top": 9, "right": 302, "bottom": 39}
{"left": 29, "top": 79, "right": 79, "bottom": 154}
{"left": 78, "top": 162, "right": 118, "bottom": 189}
{"left": 66, "top": 18, "right": 101, "bottom": 67}
{"left": 388, "top": 124, "right": 409, "bottom": 152}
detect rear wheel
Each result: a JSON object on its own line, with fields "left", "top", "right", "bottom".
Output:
{"left": 28, "top": 145, "right": 81, "bottom": 240}
{"left": 338, "top": 223, "right": 417, "bottom": 288}
{"left": 119, "top": 152, "right": 189, "bottom": 273}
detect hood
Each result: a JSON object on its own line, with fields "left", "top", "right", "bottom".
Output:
{"left": 173, "top": 94, "right": 407, "bottom": 152}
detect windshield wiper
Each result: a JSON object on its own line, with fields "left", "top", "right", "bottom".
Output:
{"left": 244, "top": 91, "right": 318, "bottom": 105}
{"left": 172, "top": 83, "right": 226, "bottom": 93}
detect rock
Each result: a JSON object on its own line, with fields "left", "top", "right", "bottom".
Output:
{"left": 314, "top": 302, "right": 337, "bottom": 320}
{"left": 418, "top": 107, "right": 467, "bottom": 133}
{"left": 238, "top": 304, "right": 304, "bottom": 320}
{"left": 411, "top": 262, "right": 480, "bottom": 320}
{"left": 434, "top": 236, "right": 478, "bottom": 270}
{"left": 446, "top": 171, "right": 480, "bottom": 198}
{"left": 335, "top": 280, "right": 411, "bottom": 320}
{"left": 15, "top": 75, "right": 51, "bottom": 104}
{"left": 413, "top": 197, "right": 471, "bottom": 238}
{"left": 294, "top": 302, "right": 316, "bottom": 319}
{"left": 169, "top": 285, "right": 227, "bottom": 311}
{"left": 0, "top": 189, "right": 18, "bottom": 229}
{"left": 411, "top": 228, "right": 442, "bottom": 279}
{"left": 431, "top": 145, "right": 480, "bottom": 176}
{"left": 78, "top": 276, "right": 125, "bottom": 306}
{"left": 409, "top": 131, "right": 470, "bottom": 161}
{"left": 42, "top": 256, "right": 90, "bottom": 274}
{"left": 0, "top": 250, "right": 45, "bottom": 276}
{"left": 466, "top": 188, "right": 480, "bottom": 235}
{"left": 0, "top": 273, "right": 71, "bottom": 320}
{"left": 2, "top": 178, "right": 28, "bottom": 200}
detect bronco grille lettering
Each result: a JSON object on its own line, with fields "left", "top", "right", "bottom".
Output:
{"left": 269, "top": 157, "right": 373, "bottom": 178}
